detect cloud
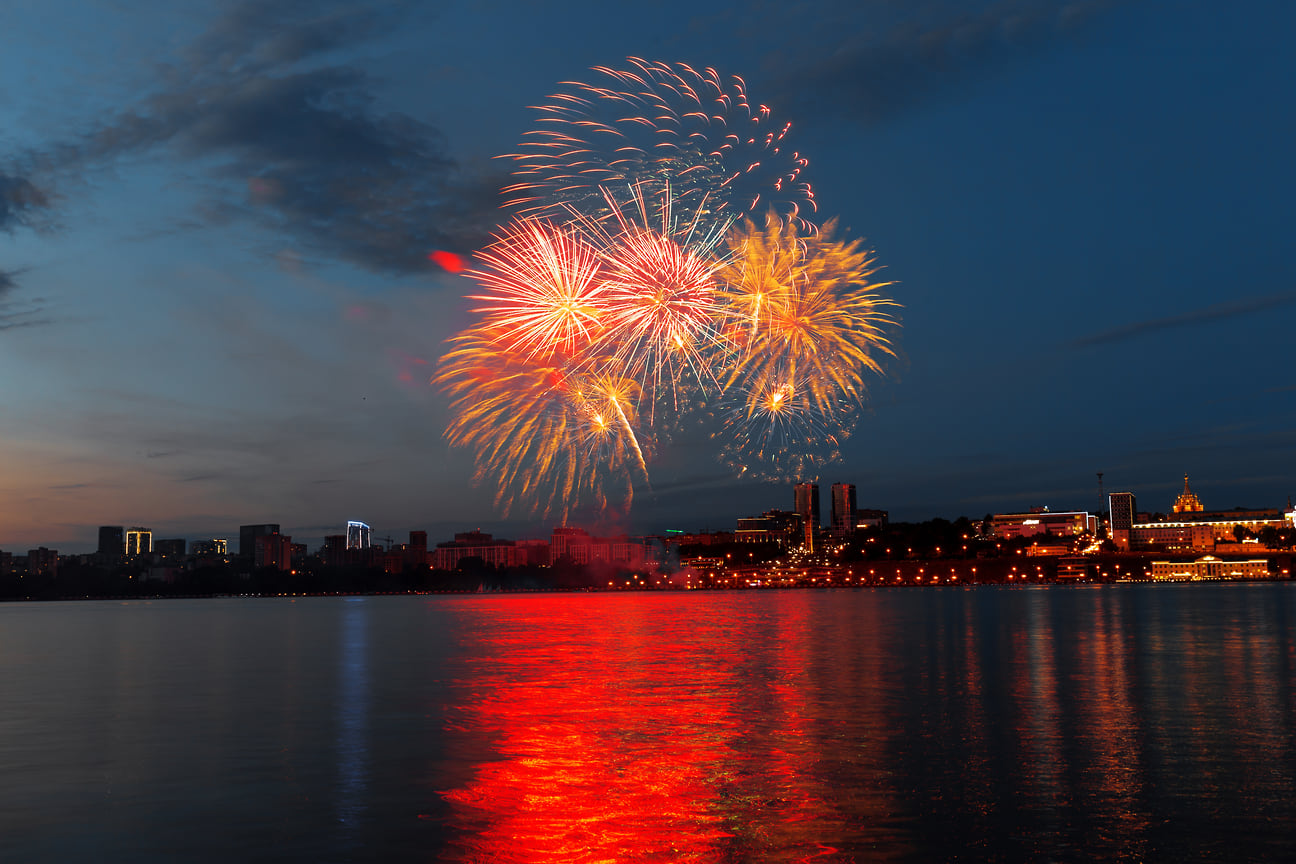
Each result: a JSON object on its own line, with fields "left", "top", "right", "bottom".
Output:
{"left": 1071, "top": 291, "right": 1296, "bottom": 348}
{"left": 9, "top": 0, "right": 505, "bottom": 273}
{"left": 0, "top": 269, "right": 53, "bottom": 332}
{"left": 763, "top": 0, "right": 1136, "bottom": 127}
{"left": 0, "top": 172, "right": 51, "bottom": 232}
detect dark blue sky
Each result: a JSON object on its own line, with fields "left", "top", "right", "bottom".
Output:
{"left": 2, "top": 0, "right": 1293, "bottom": 551}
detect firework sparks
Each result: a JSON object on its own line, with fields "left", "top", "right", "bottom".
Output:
{"left": 713, "top": 215, "right": 899, "bottom": 479}
{"left": 503, "top": 58, "right": 816, "bottom": 235}
{"left": 465, "top": 219, "right": 607, "bottom": 359}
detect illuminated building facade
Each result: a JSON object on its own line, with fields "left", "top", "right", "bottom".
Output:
{"left": 547, "top": 527, "right": 648, "bottom": 567}
{"left": 991, "top": 510, "right": 1096, "bottom": 539}
{"left": 1113, "top": 479, "right": 1284, "bottom": 552}
{"left": 346, "top": 521, "right": 372, "bottom": 550}
{"left": 794, "top": 483, "right": 820, "bottom": 550}
{"left": 125, "top": 527, "right": 152, "bottom": 556}
{"left": 1173, "top": 475, "right": 1204, "bottom": 513}
{"left": 1150, "top": 556, "right": 1269, "bottom": 581}
{"left": 435, "top": 530, "right": 528, "bottom": 570}
{"left": 1108, "top": 492, "right": 1136, "bottom": 551}
{"left": 830, "top": 483, "right": 857, "bottom": 537}
{"left": 736, "top": 510, "right": 803, "bottom": 547}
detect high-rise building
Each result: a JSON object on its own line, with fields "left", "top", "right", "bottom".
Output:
{"left": 830, "top": 483, "right": 857, "bottom": 536}
{"left": 1109, "top": 492, "right": 1136, "bottom": 551}
{"left": 240, "top": 524, "right": 280, "bottom": 559}
{"left": 794, "top": 482, "right": 820, "bottom": 550}
{"left": 254, "top": 532, "right": 292, "bottom": 570}
{"left": 97, "top": 526, "right": 124, "bottom": 558}
{"left": 125, "top": 527, "right": 152, "bottom": 556}
{"left": 346, "top": 521, "right": 372, "bottom": 550}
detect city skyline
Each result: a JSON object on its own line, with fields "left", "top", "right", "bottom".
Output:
{"left": 3, "top": 1, "right": 1294, "bottom": 550}
{"left": 6, "top": 469, "right": 1293, "bottom": 556}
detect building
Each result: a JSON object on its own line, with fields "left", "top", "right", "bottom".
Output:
{"left": 546, "top": 527, "right": 649, "bottom": 568}
{"left": 191, "top": 538, "right": 227, "bottom": 556}
{"left": 735, "top": 510, "right": 804, "bottom": 547}
{"left": 97, "top": 526, "right": 124, "bottom": 558}
{"left": 794, "top": 483, "right": 821, "bottom": 550}
{"left": 154, "top": 539, "right": 186, "bottom": 558}
{"left": 1172, "top": 475, "right": 1204, "bottom": 513}
{"left": 240, "top": 524, "right": 280, "bottom": 559}
{"left": 856, "top": 509, "right": 889, "bottom": 530}
{"left": 1118, "top": 479, "right": 1285, "bottom": 552}
{"left": 27, "top": 547, "right": 58, "bottom": 576}
{"left": 406, "top": 531, "right": 429, "bottom": 569}
{"left": 254, "top": 531, "right": 293, "bottom": 570}
{"left": 1150, "top": 555, "right": 1269, "bottom": 581}
{"left": 830, "top": 483, "right": 857, "bottom": 537}
{"left": 434, "top": 530, "right": 530, "bottom": 570}
{"left": 1109, "top": 492, "right": 1137, "bottom": 551}
{"left": 125, "top": 527, "right": 152, "bottom": 556}
{"left": 346, "top": 521, "right": 372, "bottom": 550}
{"left": 991, "top": 509, "right": 1096, "bottom": 540}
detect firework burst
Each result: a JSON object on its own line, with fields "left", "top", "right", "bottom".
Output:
{"left": 714, "top": 215, "right": 898, "bottom": 478}
{"left": 437, "top": 59, "right": 900, "bottom": 520}
{"left": 503, "top": 57, "right": 816, "bottom": 235}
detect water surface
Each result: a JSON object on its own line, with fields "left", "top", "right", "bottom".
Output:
{"left": 2, "top": 585, "right": 1294, "bottom": 861}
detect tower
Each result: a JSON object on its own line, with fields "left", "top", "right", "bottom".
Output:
{"left": 1108, "top": 492, "right": 1136, "bottom": 551}
{"left": 794, "top": 482, "right": 820, "bottom": 550}
{"left": 346, "top": 521, "right": 372, "bottom": 550}
{"left": 830, "top": 483, "right": 857, "bottom": 536}
{"left": 1173, "top": 474, "right": 1203, "bottom": 513}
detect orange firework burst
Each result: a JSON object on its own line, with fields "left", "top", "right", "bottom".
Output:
{"left": 713, "top": 214, "right": 899, "bottom": 478}
{"left": 436, "top": 327, "right": 646, "bottom": 521}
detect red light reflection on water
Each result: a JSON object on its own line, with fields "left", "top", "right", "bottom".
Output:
{"left": 439, "top": 597, "right": 741, "bottom": 861}
{"left": 435, "top": 595, "right": 869, "bottom": 863}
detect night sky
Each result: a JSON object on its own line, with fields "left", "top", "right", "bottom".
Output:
{"left": 2, "top": 0, "right": 1293, "bottom": 551}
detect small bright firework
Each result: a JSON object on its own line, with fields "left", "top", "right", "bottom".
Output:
{"left": 503, "top": 58, "right": 816, "bottom": 236}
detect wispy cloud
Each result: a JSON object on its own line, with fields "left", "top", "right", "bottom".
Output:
{"left": 0, "top": 172, "right": 51, "bottom": 232}
{"left": 0, "top": 269, "right": 53, "bottom": 332}
{"left": 1071, "top": 291, "right": 1296, "bottom": 348}
{"left": 7, "top": 0, "right": 505, "bottom": 273}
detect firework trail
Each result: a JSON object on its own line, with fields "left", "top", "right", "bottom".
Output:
{"left": 503, "top": 57, "right": 816, "bottom": 236}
